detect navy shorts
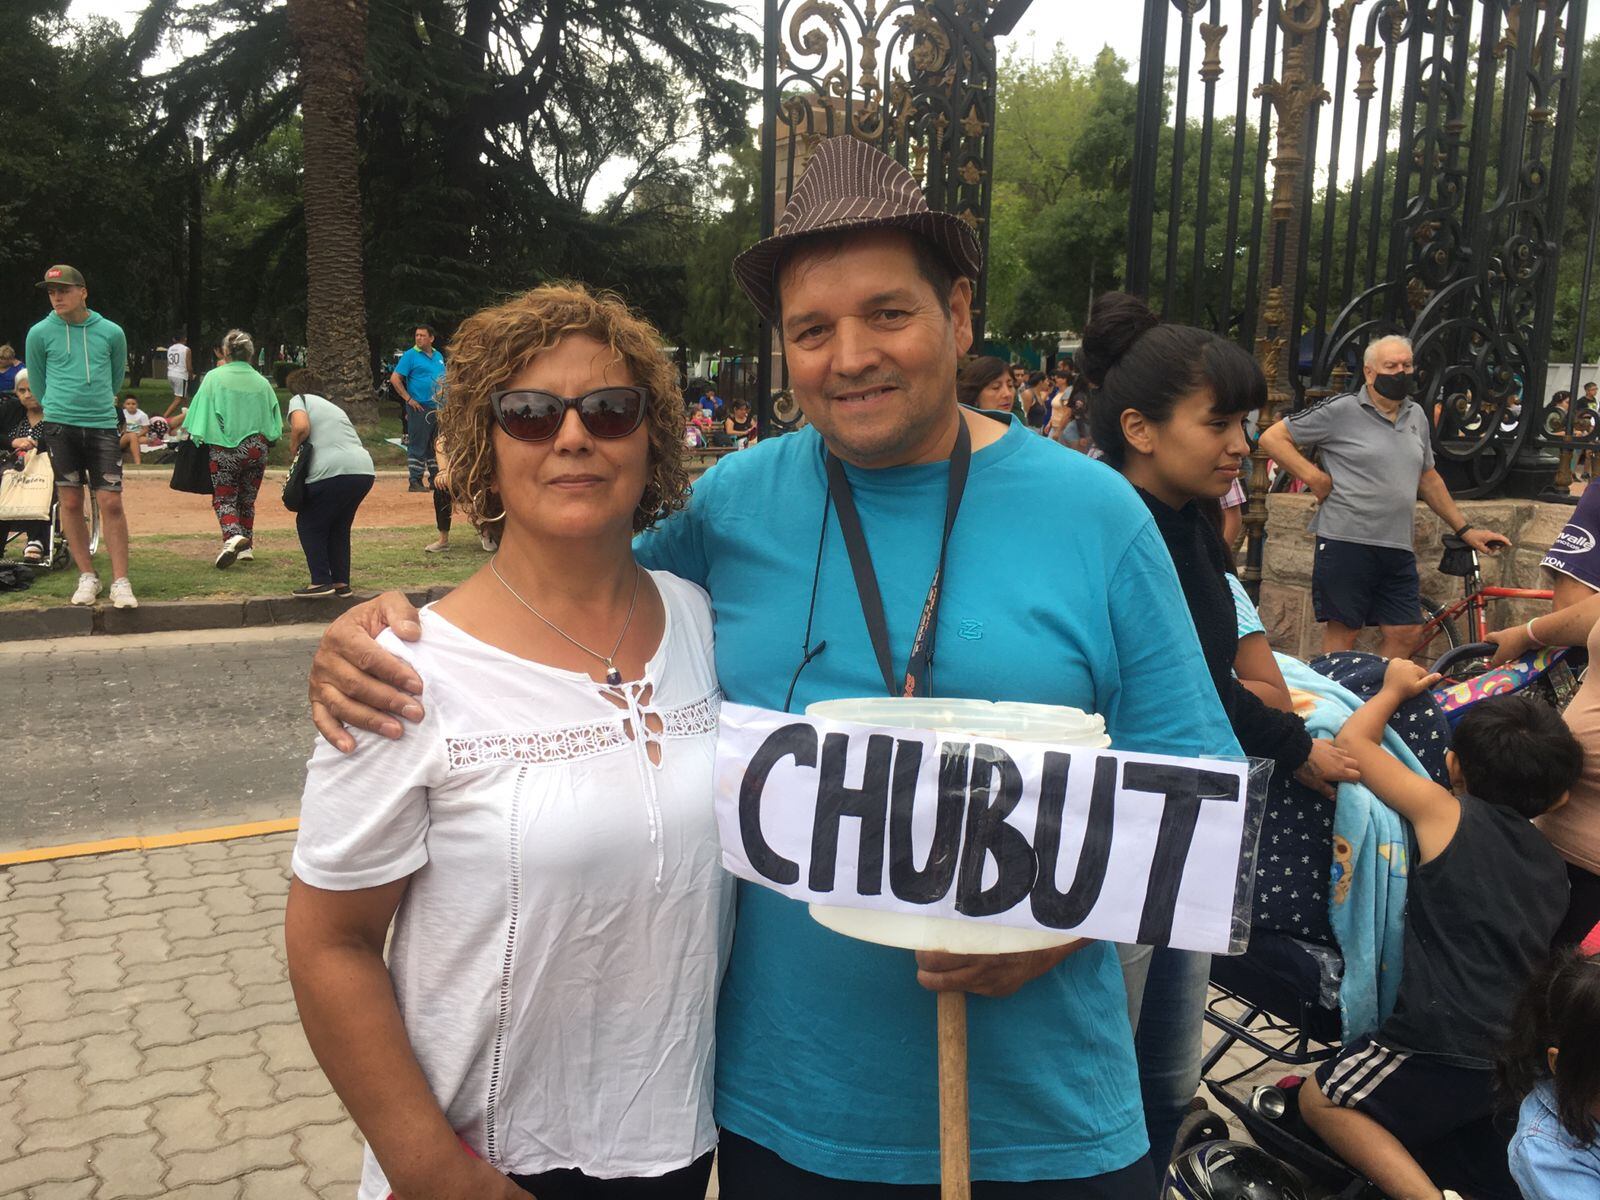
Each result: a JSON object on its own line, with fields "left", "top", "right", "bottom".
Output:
{"left": 1314, "top": 1035, "right": 1519, "bottom": 1199}
{"left": 1311, "top": 537, "right": 1421, "bottom": 628}
{"left": 1541, "top": 482, "right": 1600, "bottom": 594}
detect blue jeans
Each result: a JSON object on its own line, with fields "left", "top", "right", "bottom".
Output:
{"left": 1118, "top": 944, "right": 1211, "bottom": 1171}
{"left": 405, "top": 405, "right": 437, "bottom": 484}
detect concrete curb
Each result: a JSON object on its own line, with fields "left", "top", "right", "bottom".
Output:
{"left": 0, "top": 586, "right": 454, "bottom": 642}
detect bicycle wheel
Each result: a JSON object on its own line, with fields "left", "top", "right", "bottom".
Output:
{"left": 1411, "top": 597, "right": 1460, "bottom": 666}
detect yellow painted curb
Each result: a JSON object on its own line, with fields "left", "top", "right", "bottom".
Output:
{"left": 0, "top": 818, "right": 300, "bottom": 867}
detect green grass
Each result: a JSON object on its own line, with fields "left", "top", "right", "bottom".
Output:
{"left": 119, "top": 379, "right": 408, "bottom": 469}
{"left": 0, "top": 524, "right": 490, "bottom": 609}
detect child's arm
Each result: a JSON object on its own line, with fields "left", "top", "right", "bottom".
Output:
{"left": 1332, "top": 658, "right": 1461, "bottom": 863}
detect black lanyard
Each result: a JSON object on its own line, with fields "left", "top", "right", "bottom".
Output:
{"left": 823, "top": 418, "right": 972, "bottom": 699}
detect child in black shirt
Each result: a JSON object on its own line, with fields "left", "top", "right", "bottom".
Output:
{"left": 1301, "top": 660, "right": 1583, "bottom": 1200}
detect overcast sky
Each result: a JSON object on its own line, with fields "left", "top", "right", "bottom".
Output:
{"left": 67, "top": 0, "right": 1145, "bottom": 81}
{"left": 65, "top": 1, "right": 1144, "bottom": 201}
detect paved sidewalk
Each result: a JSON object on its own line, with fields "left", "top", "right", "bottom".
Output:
{"left": 0, "top": 833, "right": 362, "bottom": 1198}
{"left": 0, "top": 829, "right": 1270, "bottom": 1198}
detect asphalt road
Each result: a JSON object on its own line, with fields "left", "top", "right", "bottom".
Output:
{"left": 3, "top": 624, "right": 330, "bottom": 851}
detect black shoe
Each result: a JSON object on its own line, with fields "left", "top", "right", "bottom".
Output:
{"left": 293, "top": 584, "right": 336, "bottom": 598}
{"left": 333, "top": 585, "right": 353, "bottom": 597}
{"left": 408, "top": 480, "right": 429, "bottom": 492}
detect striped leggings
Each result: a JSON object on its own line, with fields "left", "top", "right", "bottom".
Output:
{"left": 208, "top": 435, "right": 269, "bottom": 541}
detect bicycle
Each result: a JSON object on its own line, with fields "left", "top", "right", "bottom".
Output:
{"left": 1411, "top": 532, "right": 1549, "bottom": 664}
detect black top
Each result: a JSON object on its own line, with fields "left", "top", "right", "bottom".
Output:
{"left": 1379, "top": 793, "right": 1569, "bottom": 1066}
{"left": 1137, "top": 489, "right": 1313, "bottom": 774}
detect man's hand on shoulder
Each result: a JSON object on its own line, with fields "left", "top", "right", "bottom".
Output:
{"left": 308, "top": 592, "right": 427, "bottom": 752}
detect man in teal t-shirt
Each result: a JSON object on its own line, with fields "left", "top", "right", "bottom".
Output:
{"left": 390, "top": 325, "right": 446, "bottom": 491}
{"left": 307, "top": 138, "right": 1239, "bottom": 1197}
{"left": 24, "top": 264, "right": 137, "bottom": 609}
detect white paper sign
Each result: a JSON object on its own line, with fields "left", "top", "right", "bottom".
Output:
{"left": 714, "top": 703, "right": 1256, "bottom": 953}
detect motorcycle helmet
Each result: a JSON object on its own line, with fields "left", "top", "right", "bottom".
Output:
{"left": 1164, "top": 1139, "right": 1309, "bottom": 1200}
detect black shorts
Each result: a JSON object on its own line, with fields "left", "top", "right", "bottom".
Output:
{"left": 37, "top": 422, "right": 122, "bottom": 493}
{"left": 1314, "top": 1034, "right": 1518, "bottom": 1199}
{"left": 1311, "top": 537, "right": 1420, "bottom": 628}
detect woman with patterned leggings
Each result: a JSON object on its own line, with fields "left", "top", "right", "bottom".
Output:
{"left": 183, "top": 329, "right": 283, "bottom": 568}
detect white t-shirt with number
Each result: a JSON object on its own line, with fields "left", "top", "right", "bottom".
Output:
{"left": 166, "top": 342, "right": 189, "bottom": 380}
{"left": 292, "top": 572, "right": 731, "bottom": 1197}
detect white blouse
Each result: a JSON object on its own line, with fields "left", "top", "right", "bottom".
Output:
{"left": 292, "top": 571, "right": 731, "bottom": 1197}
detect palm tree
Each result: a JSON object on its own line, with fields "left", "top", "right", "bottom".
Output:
{"left": 286, "top": 0, "right": 376, "bottom": 426}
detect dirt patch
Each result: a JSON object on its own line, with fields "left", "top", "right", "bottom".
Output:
{"left": 121, "top": 470, "right": 442, "bottom": 539}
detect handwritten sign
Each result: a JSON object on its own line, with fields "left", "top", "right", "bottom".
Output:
{"left": 714, "top": 703, "right": 1257, "bottom": 954}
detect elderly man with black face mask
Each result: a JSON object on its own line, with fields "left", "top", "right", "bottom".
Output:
{"left": 1259, "top": 334, "right": 1511, "bottom": 658}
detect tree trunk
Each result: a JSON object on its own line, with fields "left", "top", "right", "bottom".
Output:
{"left": 287, "top": 0, "right": 377, "bottom": 428}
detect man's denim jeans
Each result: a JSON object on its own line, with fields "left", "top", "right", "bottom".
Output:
{"left": 1118, "top": 943, "right": 1212, "bottom": 1169}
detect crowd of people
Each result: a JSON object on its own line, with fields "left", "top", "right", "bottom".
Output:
{"left": 4, "top": 136, "right": 1600, "bottom": 1200}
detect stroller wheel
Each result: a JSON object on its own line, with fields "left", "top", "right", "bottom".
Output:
{"left": 1172, "top": 1103, "right": 1232, "bottom": 1161}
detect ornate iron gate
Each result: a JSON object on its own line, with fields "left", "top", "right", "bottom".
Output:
{"left": 756, "top": 0, "right": 1020, "bottom": 425}
{"left": 1128, "top": 0, "right": 1598, "bottom": 531}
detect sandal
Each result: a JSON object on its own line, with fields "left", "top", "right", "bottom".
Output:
{"left": 22, "top": 541, "right": 43, "bottom": 565}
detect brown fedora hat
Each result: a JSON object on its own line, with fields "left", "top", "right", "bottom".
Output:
{"left": 733, "top": 135, "right": 982, "bottom": 323}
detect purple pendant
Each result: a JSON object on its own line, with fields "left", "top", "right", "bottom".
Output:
{"left": 605, "top": 666, "right": 623, "bottom": 686}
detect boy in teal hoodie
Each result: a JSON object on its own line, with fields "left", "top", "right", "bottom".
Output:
{"left": 24, "top": 265, "right": 137, "bottom": 608}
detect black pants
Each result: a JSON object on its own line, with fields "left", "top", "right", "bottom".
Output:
{"left": 1554, "top": 860, "right": 1600, "bottom": 948}
{"left": 713, "top": 1132, "right": 1157, "bottom": 1200}
{"left": 433, "top": 480, "right": 452, "bottom": 533}
{"left": 0, "top": 519, "right": 50, "bottom": 552}
{"left": 294, "top": 474, "right": 373, "bottom": 585}
{"left": 510, "top": 1150, "right": 714, "bottom": 1199}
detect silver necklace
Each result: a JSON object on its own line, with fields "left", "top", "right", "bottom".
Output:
{"left": 490, "top": 556, "right": 641, "bottom": 686}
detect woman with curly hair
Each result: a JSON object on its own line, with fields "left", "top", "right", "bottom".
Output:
{"left": 286, "top": 284, "right": 728, "bottom": 1200}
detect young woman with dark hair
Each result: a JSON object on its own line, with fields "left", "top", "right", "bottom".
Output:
{"left": 1079, "top": 291, "right": 1360, "bottom": 1167}
{"left": 1499, "top": 948, "right": 1600, "bottom": 1198}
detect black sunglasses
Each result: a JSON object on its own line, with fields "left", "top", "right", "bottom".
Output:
{"left": 489, "top": 387, "right": 648, "bottom": 442}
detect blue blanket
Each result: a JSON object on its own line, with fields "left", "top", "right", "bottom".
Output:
{"left": 1276, "top": 656, "right": 1416, "bottom": 1041}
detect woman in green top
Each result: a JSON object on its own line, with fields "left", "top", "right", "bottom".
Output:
{"left": 184, "top": 329, "right": 283, "bottom": 568}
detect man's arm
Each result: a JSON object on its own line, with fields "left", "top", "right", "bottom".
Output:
{"left": 1258, "top": 420, "right": 1333, "bottom": 501}
{"left": 24, "top": 330, "right": 45, "bottom": 408}
{"left": 1417, "top": 468, "right": 1511, "bottom": 554}
{"left": 1332, "top": 658, "right": 1459, "bottom": 861}
{"left": 109, "top": 325, "right": 127, "bottom": 392}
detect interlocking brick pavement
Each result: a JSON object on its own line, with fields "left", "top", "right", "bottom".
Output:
{"left": 0, "top": 827, "right": 1278, "bottom": 1198}
{"left": 0, "top": 833, "right": 365, "bottom": 1199}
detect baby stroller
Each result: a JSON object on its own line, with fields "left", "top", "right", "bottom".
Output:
{"left": 1193, "top": 646, "right": 1567, "bottom": 1198}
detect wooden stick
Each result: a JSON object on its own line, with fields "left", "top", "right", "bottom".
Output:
{"left": 937, "top": 989, "right": 971, "bottom": 1200}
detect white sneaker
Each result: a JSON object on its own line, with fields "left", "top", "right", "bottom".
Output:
{"left": 109, "top": 578, "right": 138, "bottom": 609}
{"left": 71, "top": 573, "right": 101, "bottom": 605}
{"left": 215, "top": 534, "right": 248, "bottom": 569}
{"left": 236, "top": 548, "right": 254, "bottom": 562}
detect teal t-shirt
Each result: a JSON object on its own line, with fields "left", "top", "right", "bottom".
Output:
{"left": 635, "top": 415, "right": 1240, "bottom": 1184}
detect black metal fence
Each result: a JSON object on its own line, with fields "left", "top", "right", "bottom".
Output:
{"left": 755, "top": 0, "right": 1010, "bottom": 424}
{"left": 1128, "top": 0, "right": 1599, "bottom": 498}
